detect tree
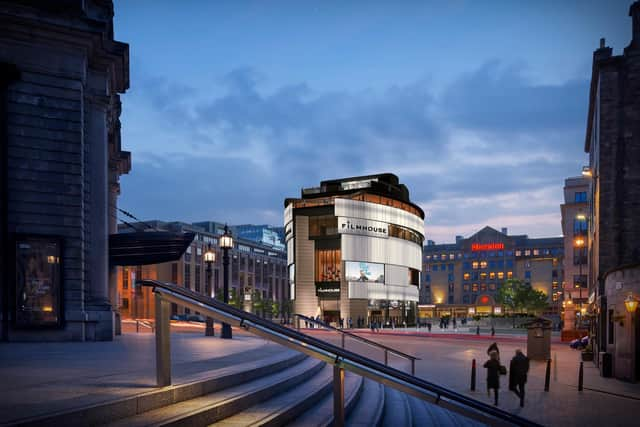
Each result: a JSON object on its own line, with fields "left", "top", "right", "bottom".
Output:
{"left": 496, "top": 279, "right": 549, "bottom": 315}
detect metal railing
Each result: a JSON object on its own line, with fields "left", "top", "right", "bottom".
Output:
{"left": 293, "top": 313, "right": 419, "bottom": 375}
{"left": 139, "top": 279, "right": 541, "bottom": 427}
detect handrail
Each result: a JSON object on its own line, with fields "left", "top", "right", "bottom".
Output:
{"left": 293, "top": 313, "right": 419, "bottom": 374}
{"left": 139, "top": 279, "right": 541, "bottom": 427}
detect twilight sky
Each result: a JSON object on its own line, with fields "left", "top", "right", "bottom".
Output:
{"left": 113, "top": 0, "right": 632, "bottom": 244}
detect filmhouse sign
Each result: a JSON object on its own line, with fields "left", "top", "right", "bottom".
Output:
{"left": 471, "top": 242, "right": 505, "bottom": 251}
{"left": 338, "top": 217, "right": 388, "bottom": 239}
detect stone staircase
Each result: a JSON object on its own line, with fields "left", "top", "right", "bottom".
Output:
{"left": 10, "top": 351, "right": 486, "bottom": 427}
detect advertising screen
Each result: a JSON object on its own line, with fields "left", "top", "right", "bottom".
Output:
{"left": 345, "top": 261, "right": 384, "bottom": 283}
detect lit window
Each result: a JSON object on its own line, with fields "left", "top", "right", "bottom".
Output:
{"left": 449, "top": 253, "right": 455, "bottom": 260}
{"left": 497, "top": 272, "right": 504, "bottom": 280}
{"left": 463, "top": 273, "right": 471, "bottom": 280}
{"left": 552, "top": 281, "right": 558, "bottom": 290}
{"left": 480, "top": 261, "right": 488, "bottom": 269}
{"left": 533, "top": 249, "right": 540, "bottom": 256}
{"left": 426, "top": 255, "right": 431, "bottom": 260}
{"left": 552, "top": 293, "right": 559, "bottom": 302}
{"left": 463, "top": 284, "right": 470, "bottom": 291}
{"left": 472, "top": 261, "right": 479, "bottom": 269}
{"left": 515, "top": 250, "right": 522, "bottom": 257}
{"left": 489, "top": 283, "right": 496, "bottom": 291}
{"left": 507, "top": 271, "right": 513, "bottom": 279}
{"left": 480, "top": 272, "right": 487, "bottom": 280}
{"left": 441, "top": 254, "right": 447, "bottom": 260}
{"left": 489, "top": 272, "right": 496, "bottom": 279}
{"left": 472, "top": 283, "right": 478, "bottom": 292}
{"left": 481, "top": 283, "right": 487, "bottom": 291}
{"left": 524, "top": 250, "right": 531, "bottom": 256}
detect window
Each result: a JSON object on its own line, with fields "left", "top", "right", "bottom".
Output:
{"left": 463, "top": 295, "right": 470, "bottom": 303}
{"left": 575, "top": 192, "right": 587, "bottom": 202}
{"left": 463, "top": 284, "right": 470, "bottom": 291}
{"left": 315, "top": 248, "right": 341, "bottom": 282}
{"left": 573, "top": 275, "right": 587, "bottom": 288}
{"left": 425, "top": 274, "right": 431, "bottom": 282}
{"left": 552, "top": 293, "right": 559, "bottom": 302}
{"left": 195, "top": 267, "right": 201, "bottom": 292}
{"left": 480, "top": 261, "right": 487, "bottom": 269}
{"left": 448, "top": 283, "right": 454, "bottom": 292}
{"left": 489, "top": 272, "right": 496, "bottom": 280}
{"left": 574, "top": 247, "right": 587, "bottom": 265}
{"left": 480, "top": 272, "right": 487, "bottom": 280}
{"left": 524, "top": 250, "right": 531, "bottom": 256}
{"left": 552, "top": 281, "right": 559, "bottom": 290}
{"left": 489, "top": 283, "right": 496, "bottom": 291}
{"left": 497, "top": 272, "right": 504, "bottom": 280}
{"left": 448, "top": 273, "right": 454, "bottom": 282}
{"left": 472, "top": 261, "right": 479, "bottom": 270}
{"left": 489, "top": 261, "right": 496, "bottom": 269}
{"left": 573, "top": 218, "right": 588, "bottom": 234}
{"left": 506, "top": 260, "right": 514, "bottom": 268}
{"left": 463, "top": 273, "right": 471, "bottom": 281}
{"left": 472, "top": 272, "right": 479, "bottom": 281}
{"left": 481, "top": 284, "right": 487, "bottom": 291}
{"left": 608, "top": 309, "right": 615, "bottom": 345}
{"left": 525, "top": 261, "right": 531, "bottom": 269}
{"left": 448, "top": 263, "right": 454, "bottom": 271}
{"left": 525, "top": 271, "right": 531, "bottom": 279}
{"left": 122, "top": 267, "right": 129, "bottom": 290}
{"left": 171, "top": 263, "right": 178, "bottom": 283}
{"left": 507, "top": 271, "right": 513, "bottom": 279}
{"left": 515, "top": 250, "right": 522, "bottom": 257}
{"left": 424, "top": 264, "right": 431, "bottom": 272}
{"left": 449, "top": 253, "right": 455, "bottom": 260}
{"left": 472, "top": 283, "right": 478, "bottom": 292}
{"left": 463, "top": 262, "right": 471, "bottom": 269}
{"left": 184, "top": 264, "right": 191, "bottom": 289}
{"left": 441, "top": 254, "right": 447, "bottom": 260}
{"left": 184, "top": 246, "right": 192, "bottom": 263}
{"left": 448, "top": 295, "right": 454, "bottom": 304}
{"left": 533, "top": 249, "right": 540, "bottom": 256}
{"left": 432, "top": 264, "right": 438, "bottom": 271}
{"left": 409, "top": 268, "right": 420, "bottom": 286}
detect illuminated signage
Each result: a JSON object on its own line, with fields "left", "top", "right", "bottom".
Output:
{"left": 316, "top": 283, "right": 340, "bottom": 298}
{"left": 345, "top": 261, "right": 385, "bottom": 283}
{"left": 338, "top": 217, "right": 388, "bottom": 238}
{"left": 471, "top": 242, "right": 504, "bottom": 251}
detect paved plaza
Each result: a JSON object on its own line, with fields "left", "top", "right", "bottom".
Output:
{"left": 1, "top": 327, "right": 638, "bottom": 426}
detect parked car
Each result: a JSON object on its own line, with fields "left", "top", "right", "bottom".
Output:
{"left": 570, "top": 336, "right": 589, "bottom": 349}
{"left": 187, "top": 314, "right": 206, "bottom": 323}
{"left": 170, "top": 314, "right": 188, "bottom": 321}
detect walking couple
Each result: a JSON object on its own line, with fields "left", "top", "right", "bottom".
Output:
{"left": 484, "top": 343, "right": 529, "bottom": 407}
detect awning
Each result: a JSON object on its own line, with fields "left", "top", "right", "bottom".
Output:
{"left": 109, "top": 231, "right": 195, "bottom": 266}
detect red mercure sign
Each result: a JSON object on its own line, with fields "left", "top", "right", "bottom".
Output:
{"left": 471, "top": 242, "right": 505, "bottom": 252}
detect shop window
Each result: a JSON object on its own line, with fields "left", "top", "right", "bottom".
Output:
{"left": 315, "top": 248, "right": 341, "bottom": 282}
{"left": 15, "top": 235, "right": 63, "bottom": 327}
{"left": 309, "top": 215, "right": 338, "bottom": 237}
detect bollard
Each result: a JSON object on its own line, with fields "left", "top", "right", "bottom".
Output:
{"left": 544, "top": 359, "right": 551, "bottom": 391}
{"left": 553, "top": 352, "right": 558, "bottom": 381}
{"left": 471, "top": 358, "right": 476, "bottom": 391}
{"left": 578, "top": 361, "right": 584, "bottom": 391}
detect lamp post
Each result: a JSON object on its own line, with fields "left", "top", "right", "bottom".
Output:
{"left": 574, "top": 236, "right": 586, "bottom": 329}
{"left": 204, "top": 243, "right": 216, "bottom": 336}
{"left": 219, "top": 225, "right": 234, "bottom": 339}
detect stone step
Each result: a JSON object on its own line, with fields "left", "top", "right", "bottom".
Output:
{"left": 286, "top": 370, "right": 363, "bottom": 427}
{"left": 381, "top": 386, "right": 412, "bottom": 427}
{"left": 212, "top": 363, "right": 333, "bottom": 427}
{"left": 407, "top": 394, "right": 487, "bottom": 427}
{"left": 105, "top": 357, "right": 325, "bottom": 427}
{"left": 346, "top": 378, "right": 385, "bottom": 427}
{"left": 11, "top": 351, "right": 306, "bottom": 427}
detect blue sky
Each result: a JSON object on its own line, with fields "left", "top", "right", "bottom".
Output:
{"left": 114, "top": 0, "right": 633, "bottom": 243}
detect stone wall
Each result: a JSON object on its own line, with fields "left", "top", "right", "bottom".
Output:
{"left": 0, "top": 0, "right": 129, "bottom": 341}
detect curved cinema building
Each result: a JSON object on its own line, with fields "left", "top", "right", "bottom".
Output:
{"left": 284, "top": 174, "right": 424, "bottom": 326}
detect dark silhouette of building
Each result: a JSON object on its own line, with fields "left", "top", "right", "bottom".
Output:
{"left": 585, "top": 2, "right": 640, "bottom": 381}
{"left": 0, "top": 1, "right": 129, "bottom": 341}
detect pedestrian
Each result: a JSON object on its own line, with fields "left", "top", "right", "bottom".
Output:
{"left": 491, "top": 326, "right": 495, "bottom": 337}
{"left": 348, "top": 317, "right": 353, "bottom": 329}
{"left": 487, "top": 342, "right": 500, "bottom": 359}
{"left": 304, "top": 319, "right": 308, "bottom": 328}
{"left": 509, "top": 349, "right": 530, "bottom": 407}
{"left": 427, "top": 322, "right": 432, "bottom": 332}
{"left": 453, "top": 317, "right": 457, "bottom": 329}
{"left": 484, "top": 351, "right": 501, "bottom": 406}
{"left": 370, "top": 320, "right": 375, "bottom": 333}
{"left": 476, "top": 325, "right": 480, "bottom": 335}
{"left": 340, "top": 317, "right": 344, "bottom": 328}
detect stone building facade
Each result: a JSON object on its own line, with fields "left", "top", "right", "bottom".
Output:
{"left": 585, "top": 2, "right": 640, "bottom": 380}
{"left": 0, "top": 1, "right": 129, "bottom": 341}
{"left": 560, "top": 176, "right": 590, "bottom": 332}
{"left": 117, "top": 221, "right": 289, "bottom": 320}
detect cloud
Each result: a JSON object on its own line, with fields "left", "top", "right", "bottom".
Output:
{"left": 119, "top": 61, "right": 588, "bottom": 242}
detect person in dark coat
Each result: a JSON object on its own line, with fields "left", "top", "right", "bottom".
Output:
{"left": 484, "top": 351, "right": 501, "bottom": 406}
{"left": 509, "top": 349, "right": 530, "bottom": 407}
{"left": 487, "top": 342, "right": 500, "bottom": 359}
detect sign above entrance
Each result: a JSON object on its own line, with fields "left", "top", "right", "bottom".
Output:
{"left": 338, "top": 217, "right": 388, "bottom": 239}
{"left": 316, "top": 283, "right": 340, "bottom": 298}
{"left": 471, "top": 242, "right": 504, "bottom": 251}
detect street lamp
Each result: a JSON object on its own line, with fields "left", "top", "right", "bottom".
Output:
{"left": 220, "top": 225, "right": 234, "bottom": 339}
{"left": 574, "top": 236, "right": 586, "bottom": 328}
{"left": 204, "top": 243, "right": 216, "bottom": 336}
{"left": 624, "top": 293, "right": 638, "bottom": 314}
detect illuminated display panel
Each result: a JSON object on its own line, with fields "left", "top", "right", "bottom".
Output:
{"left": 345, "top": 261, "right": 384, "bottom": 283}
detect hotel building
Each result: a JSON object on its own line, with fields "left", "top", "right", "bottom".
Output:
{"left": 284, "top": 174, "right": 423, "bottom": 326}
{"left": 116, "top": 221, "right": 288, "bottom": 320}
{"left": 421, "top": 227, "right": 563, "bottom": 319}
